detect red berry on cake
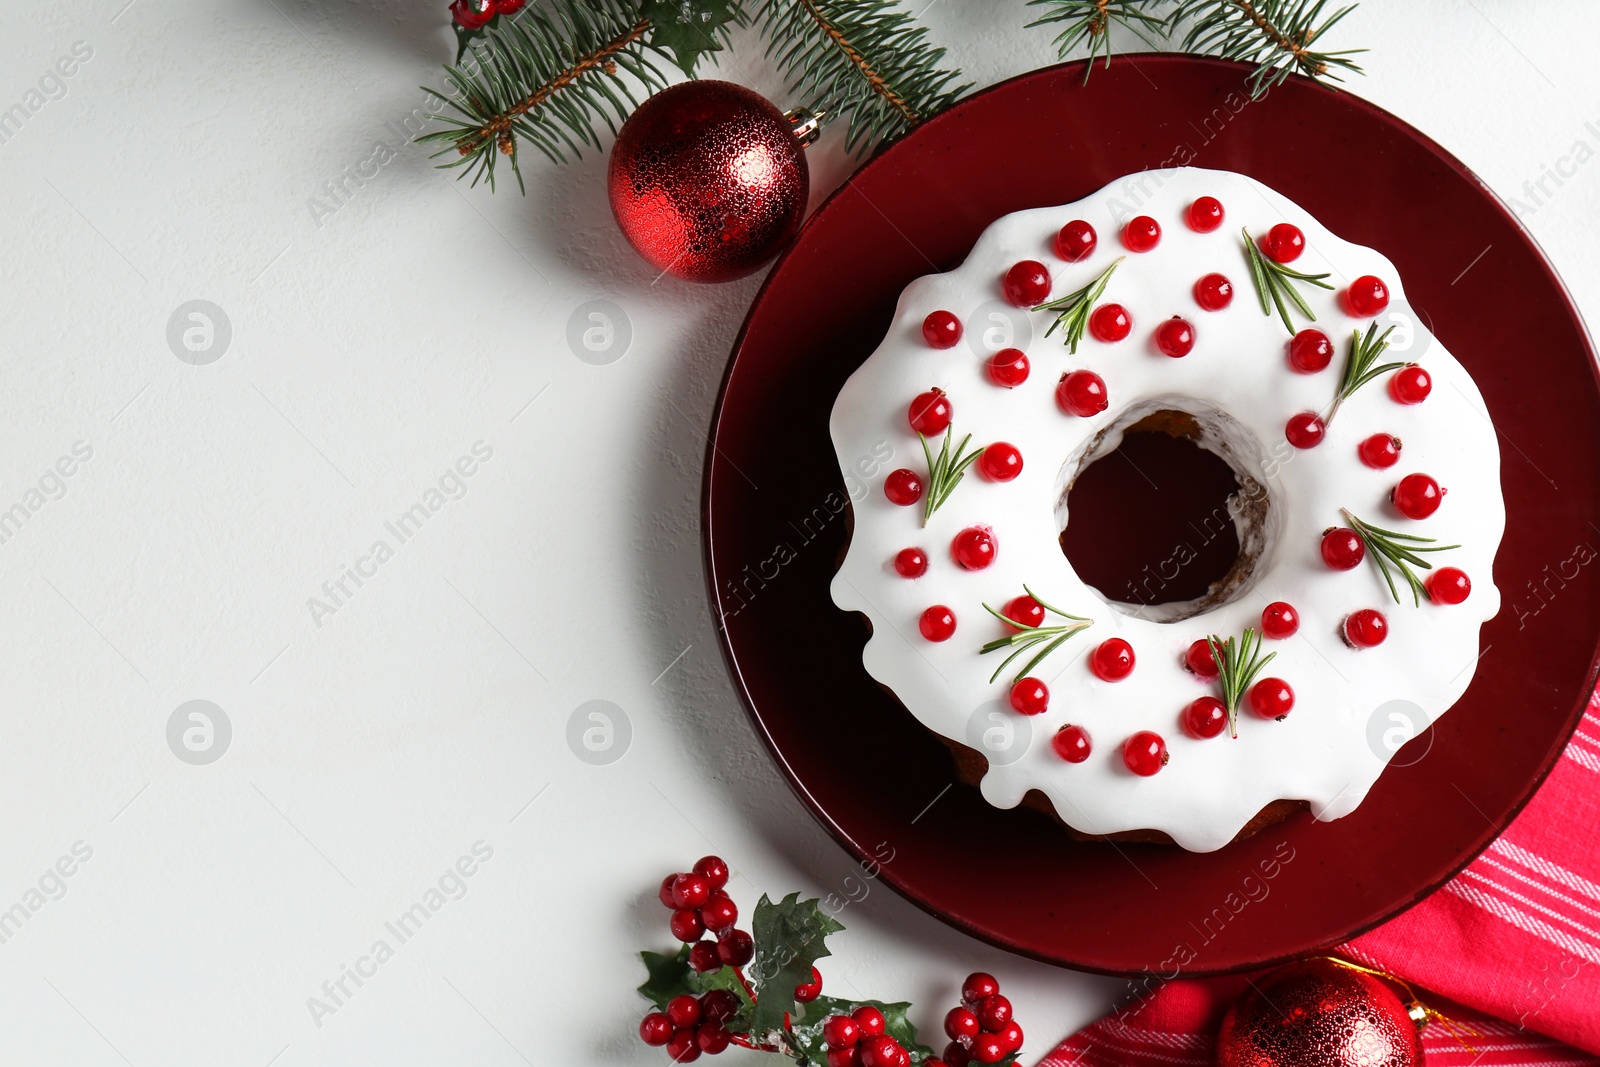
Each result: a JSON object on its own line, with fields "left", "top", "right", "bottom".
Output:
{"left": 1262, "top": 223, "right": 1305, "bottom": 263}
{"left": 1089, "top": 303, "right": 1132, "bottom": 342}
{"left": 1428, "top": 566, "right": 1472, "bottom": 604}
{"left": 1003, "top": 260, "right": 1052, "bottom": 307}
{"left": 923, "top": 310, "right": 962, "bottom": 349}
{"left": 1347, "top": 275, "right": 1390, "bottom": 316}
{"left": 894, "top": 547, "right": 929, "bottom": 578}
{"left": 1285, "top": 411, "right": 1326, "bottom": 449}
{"left": 1288, "top": 328, "right": 1333, "bottom": 373}
{"left": 1391, "top": 364, "right": 1432, "bottom": 404}
{"left": 961, "top": 973, "right": 1000, "bottom": 1005}
{"left": 884, "top": 468, "right": 923, "bottom": 506}
{"left": 1123, "top": 731, "right": 1168, "bottom": 776}
{"left": 986, "top": 347, "right": 1029, "bottom": 388}
{"left": 1003, "top": 594, "right": 1045, "bottom": 629}
{"left": 1392, "top": 473, "right": 1444, "bottom": 519}
{"left": 1123, "top": 215, "right": 1161, "bottom": 252}
{"left": 853, "top": 1005, "right": 887, "bottom": 1036}
{"left": 1321, "top": 527, "right": 1365, "bottom": 570}
{"left": 1184, "top": 638, "right": 1220, "bottom": 680}
{"left": 1009, "top": 677, "right": 1049, "bottom": 715}
{"left": 952, "top": 526, "right": 998, "bottom": 570}
{"left": 1055, "top": 219, "right": 1097, "bottom": 261}
{"left": 978, "top": 442, "right": 1023, "bottom": 481}
{"left": 1248, "top": 677, "right": 1294, "bottom": 719}
{"left": 1344, "top": 608, "right": 1389, "bottom": 648}
{"left": 1261, "top": 601, "right": 1299, "bottom": 638}
{"left": 1091, "top": 638, "right": 1136, "bottom": 681}
{"left": 919, "top": 606, "right": 956, "bottom": 641}
{"left": 1052, "top": 724, "right": 1092, "bottom": 762}
{"left": 1156, "top": 316, "right": 1196, "bottom": 357}
{"left": 1194, "top": 272, "right": 1233, "bottom": 311}
{"left": 1183, "top": 696, "right": 1228, "bottom": 738}
{"left": 909, "top": 387, "right": 952, "bottom": 435}
{"left": 1359, "top": 433, "right": 1402, "bottom": 468}
{"left": 640, "top": 1013, "right": 673, "bottom": 1046}
{"left": 1187, "top": 196, "right": 1225, "bottom": 232}
{"left": 824, "top": 1015, "right": 861, "bottom": 1049}
{"left": 1057, "top": 370, "right": 1109, "bottom": 416}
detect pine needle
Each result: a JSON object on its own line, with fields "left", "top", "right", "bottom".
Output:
{"left": 1025, "top": 0, "right": 1168, "bottom": 80}
{"left": 1168, "top": 0, "right": 1366, "bottom": 98}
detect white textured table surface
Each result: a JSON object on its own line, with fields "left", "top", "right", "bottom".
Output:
{"left": 1, "top": 1, "right": 1596, "bottom": 1063}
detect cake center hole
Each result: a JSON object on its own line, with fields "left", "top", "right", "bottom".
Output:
{"left": 1060, "top": 412, "right": 1244, "bottom": 612}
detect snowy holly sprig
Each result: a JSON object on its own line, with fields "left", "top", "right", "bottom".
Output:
{"left": 637, "top": 857, "right": 1025, "bottom": 1066}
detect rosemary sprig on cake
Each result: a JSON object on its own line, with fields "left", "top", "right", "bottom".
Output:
{"left": 1325, "top": 323, "right": 1402, "bottom": 424}
{"left": 1033, "top": 257, "right": 1123, "bottom": 353}
{"left": 919, "top": 427, "right": 984, "bottom": 526}
{"left": 980, "top": 587, "right": 1092, "bottom": 683}
{"left": 1241, "top": 227, "right": 1333, "bottom": 333}
{"left": 1206, "top": 628, "right": 1276, "bottom": 738}
{"left": 1342, "top": 508, "right": 1461, "bottom": 606}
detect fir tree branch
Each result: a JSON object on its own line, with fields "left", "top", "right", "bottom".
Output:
{"left": 754, "top": 0, "right": 971, "bottom": 154}
{"left": 1025, "top": 0, "right": 1168, "bottom": 79}
{"left": 1167, "top": 0, "right": 1365, "bottom": 98}
{"left": 420, "top": 0, "right": 676, "bottom": 188}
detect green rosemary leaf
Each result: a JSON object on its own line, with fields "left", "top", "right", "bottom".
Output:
{"left": 1241, "top": 229, "right": 1333, "bottom": 334}
{"left": 1034, "top": 258, "right": 1124, "bottom": 353}
{"left": 920, "top": 428, "right": 982, "bottom": 526}
{"left": 979, "top": 591, "right": 1092, "bottom": 684}
{"left": 1342, "top": 509, "right": 1461, "bottom": 606}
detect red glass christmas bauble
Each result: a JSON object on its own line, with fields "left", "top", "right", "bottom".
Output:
{"left": 608, "top": 81, "right": 810, "bottom": 283}
{"left": 1217, "top": 959, "right": 1423, "bottom": 1067}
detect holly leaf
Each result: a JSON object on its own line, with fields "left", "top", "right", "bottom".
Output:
{"left": 640, "top": 0, "right": 743, "bottom": 75}
{"left": 748, "top": 893, "right": 845, "bottom": 1036}
{"left": 637, "top": 946, "right": 697, "bottom": 1011}
{"left": 796, "top": 996, "right": 937, "bottom": 1063}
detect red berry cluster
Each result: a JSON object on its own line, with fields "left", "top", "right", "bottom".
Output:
{"left": 821, "top": 1006, "right": 913, "bottom": 1067}
{"left": 449, "top": 0, "right": 523, "bottom": 29}
{"left": 639, "top": 989, "right": 741, "bottom": 1062}
{"left": 657, "top": 857, "right": 754, "bottom": 973}
{"left": 939, "top": 972, "right": 1023, "bottom": 1065}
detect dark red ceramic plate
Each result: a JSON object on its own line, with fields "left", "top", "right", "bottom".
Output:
{"left": 702, "top": 56, "right": 1600, "bottom": 975}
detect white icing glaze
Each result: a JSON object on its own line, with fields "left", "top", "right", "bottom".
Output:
{"left": 829, "top": 167, "right": 1504, "bottom": 852}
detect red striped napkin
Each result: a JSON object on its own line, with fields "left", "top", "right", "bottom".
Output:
{"left": 1040, "top": 689, "right": 1600, "bottom": 1066}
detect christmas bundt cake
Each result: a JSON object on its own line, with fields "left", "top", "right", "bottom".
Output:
{"left": 829, "top": 167, "right": 1504, "bottom": 852}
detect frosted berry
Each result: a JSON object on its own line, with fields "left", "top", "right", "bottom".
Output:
{"left": 1057, "top": 370, "right": 1108, "bottom": 416}
{"left": 1183, "top": 696, "right": 1228, "bottom": 739}
{"left": 1263, "top": 223, "right": 1305, "bottom": 263}
{"left": 894, "top": 548, "right": 929, "bottom": 578}
{"left": 1391, "top": 365, "right": 1432, "bottom": 404}
{"left": 1091, "top": 638, "right": 1135, "bottom": 681}
{"left": 671, "top": 873, "right": 712, "bottom": 910}
{"left": 1156, "top": 317, "right": 1196, "bottom": 357}
{"left": 1194, "top": 273, "right": 1233, "bottom": 311}
{"left": 1123, "top": 216, "right": 1161, "bottom": 252}
{"left": 1261, "top": 601, "right": 1299, "bottom": 638}
{"left": 961, "top": 973, "right": 1000, "bottom": 1004}
{"left": 1285, "top": 412, "right": 1325, "bottom": 449}
{"left": 987, "top": 348, "right": 1029, "bottom": 388}
{"left": 1344, "top": 608, "right": 1389, "bottom": 648}
{"left": 923, "top": 310, "right": 963, "bottom": 349}
{"left": 824, "top": 1015, "right": 861, "bottom": 1048}
{"left": 641, "top": 1013, "right": 673, "bottom": 1046}
{"left": 1288, "top": 329, "right": 1333, "bottom": 373}
{"left": 1359, "top": 433, "right": 1402, "bottom": 469}
{"left": 697, "top": 1025, "right": 731, "bottom": 1055}
{"left": 689, "top": 941, "right": 720, "bottom": 973}
{"left": 1004, "top": 261, "right": 1052, "bottom": 307}
{"left": 970, "top": 1034, "right": 1008, "bottom": 1064}
{"left": 450, "top": 0, "right": 495, "bottom": 30}
{"left": 1428, "top": 566, "right": 1472, "bottom": 605}
{"left": 1347, "top": 275, "right": 1390, "bottom": 316}
{"left": 909, "top": 388, "right": 952, "bottom": 436}
{"left": 976, "top": 995, "right": 1012, "bottom": 1030}
{"left": 670, "top": 909, "right": 704, "bottom": 942}
{"left": 884, "top": 469, "right": 923, "bottom": 506}
{"left": 693, "top": 856, "right": 729, "bottom": 890}
{"left": 1052, "top": 724, "right": 1092, "bottom": 762}
{"left": 1249, "top": 678, "right": 1294, "bottom": 719}
{"left": 952, "top": 526, "right": 998, "bottom": 570}
{"left": 1184, "top": 638, "right": 1220, "bottom": 680}
{"left": 700, "top": 892, "right": 737, "bottom": 932}
{"left": 795, "top": 966, "right": 823, "bottom": 1002}
{"left": 1089, "top": 303, "right": 1132, "bottom": 342}
{"left": 1003, "top": 595, "right": 1045, "bottom": 629}
{"left": 978, "top": 442, "right": 1023, "bottom": 482}
{"left": 658, "top": 874, "right": 682, "bottom": 908}
{"left": 1187, "top": 196, "right": 1225, "bottom": 232}
{"left": 1321, "top": 528, "right": 1365, "bottom": 570}
{"left": 716, "top": 928, "right": 755, "bottom": 966}
{"left": 1393, "top": 473, "right": 1444, "bottom": 519}
{"left": 1123, "top": 732, "right": 1168, "bottom": 776}
{"left": 852, "top": 1005, "right": 887, "bottom": 1036}
{"left": 667, "top": 995, "right": 702, "bottom": 1029}
{"left": 1009, "top": 677, "right": 1049, "bottom": 716}
{"left": 1056, "top": 219, "right": 1097, "bottom": 262}
{"left": 945, "top": 1006, "right": 981, "bottom": 1042}
{"left": 920, "top": 606, "right": 956, "bottom": 641}
{"left": 666, "top": 1030, "right": 701, "bottom": 1063}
